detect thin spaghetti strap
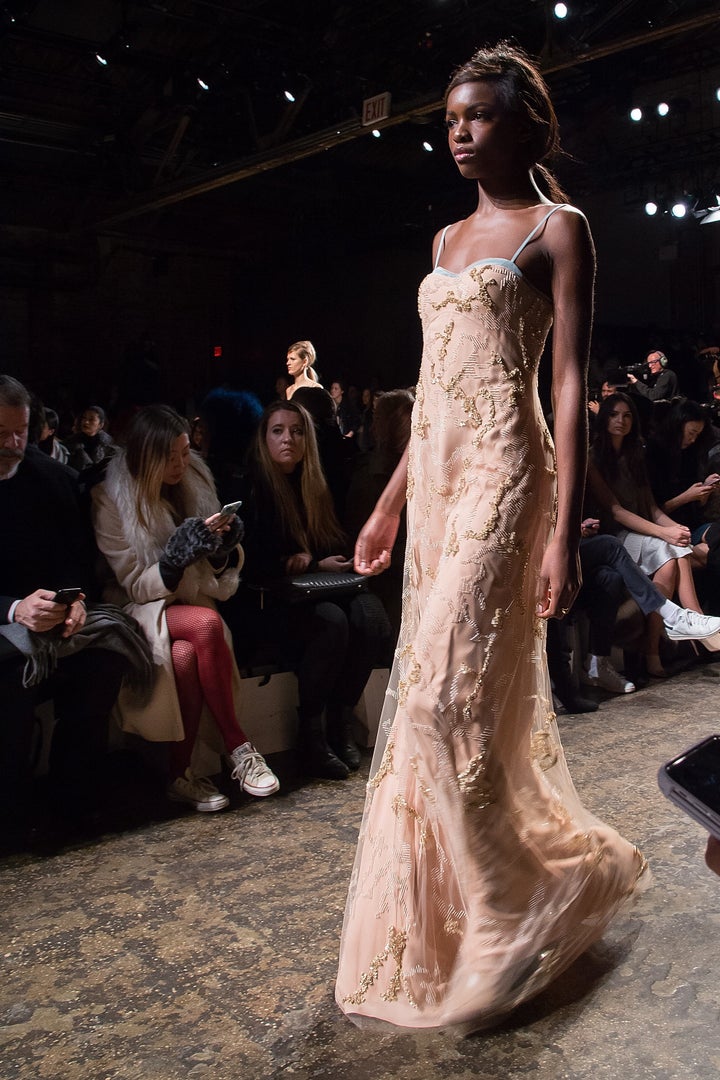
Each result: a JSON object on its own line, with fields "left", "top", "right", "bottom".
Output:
{"left": 434, "top": 225, "right": 452, "bottom": 270}
{"left": 510, "top": 204, "right": 567, "bottom": 265}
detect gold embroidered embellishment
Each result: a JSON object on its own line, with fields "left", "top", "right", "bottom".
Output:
{"left": 531, "top": 731, "right": 558, "bottom": 771}
{"left": 367, "top": 737, "right": 395, "bottom": 791}
{"left": 456, "top": 753, "right": 494, "bottom": 809}
{"left": 391, "top": 794, "right": 427, "bottom": 848}
{"left": 343, "top": 926, "right": 414, "bottom": 1006}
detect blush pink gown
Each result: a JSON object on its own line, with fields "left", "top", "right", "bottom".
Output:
{"left": 335, "top": 206, "right": 648, "bottom": 1033}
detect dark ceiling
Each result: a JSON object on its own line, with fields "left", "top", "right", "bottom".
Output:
{"left": 1, "top": 0, "right": 719, "bottom": 258}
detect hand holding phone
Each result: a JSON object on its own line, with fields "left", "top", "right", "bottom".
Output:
{"left": 658, "top": 735, "right": 720, "bottom": 841}
{"left": 52, "top": 587, "right": 83, "bottom": 606}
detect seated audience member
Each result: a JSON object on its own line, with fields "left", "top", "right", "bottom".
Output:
{"left": 0, "top": 375, "right": 148, "bottom": 829}
{"left": 627, "top": 350, "right": 679, "bottom": 402}
{"left": 588, "top": 393, "right": 711, "bottom": 677}
{"left": 291, "top": 385, "right": 351, "bottom": 520}
{"left": 329, "top": 379, "right": 360, "bottom": 439}
{"left": 92, "top": 404, "right": 279, "bottom": 812}
{"left": 37, "top": 406, "right": 70, "bottom": 464}
{"left": 587, "top": 377, "right": 621, "bottom": 417}
{"left": 646, "top": 398, "right": 720, "bottom": 562}
{"left": 547, "top": 520, "right": 720, "bottom": 710}
{"left": 344, "top": 389, "right": 415, "bottom": 638}
{"left": 66, "top": 405, "right": 117, "bottom": 473}
{"left": 198, "top": 387, "right": 263, "bottom": 506}
{"left": 235, "top": 400, "right": 392, "bottom": 780}
{"left": 356, "top": 387, "right": 376, "bottom": 451}
{"left": 285, "top": 339, "right": 324, "bottom": 399}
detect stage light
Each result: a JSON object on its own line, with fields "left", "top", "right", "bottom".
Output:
{"left": 95, "top": 52, "right": 108, "bottom": 66}
{"left": 671, "top": 202, "right": 687, "bottom": 218}
{"left": 645, "top": 202, "right": 658, "bottom": 216}
{"left": 372, "top": 129, "right": 381, "bottom": 138}
{"left": 422, "top": 141, "right": 434, "bottom": 152}
{"left": 197, "top": 77, "right": 209, "bottom": 91}
{"left": 630, "top": 107, "right": 642, "bottom": 122}
{"left": 284, "top": 89, "right": 295, "bottom": 103}
{"left": 657, "top": 102, "right": 669, "bottom": 116}
{"left": 554, "top": 3, "right": 568, "bottom": 18}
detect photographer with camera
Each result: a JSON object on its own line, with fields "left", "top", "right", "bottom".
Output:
{"left": 627, "top": 350, "right": 678, "bottom": 402}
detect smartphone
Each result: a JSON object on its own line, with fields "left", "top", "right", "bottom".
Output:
{"left": 219, "top": 500, "right": 242, "bottom": 517}
{"left": 52, "top": 587, "right": 83, "bottom": 605}
{"left": 658, "top": 735, "right": 720, "bottom": 840}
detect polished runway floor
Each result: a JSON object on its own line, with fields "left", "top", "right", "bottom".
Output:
{"left": 2, "top": 661, "right": 720, "bottom": 1080}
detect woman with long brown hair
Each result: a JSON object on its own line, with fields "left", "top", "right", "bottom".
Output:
{"left": 238, "top": 400, "right": 391, "bottom": 780}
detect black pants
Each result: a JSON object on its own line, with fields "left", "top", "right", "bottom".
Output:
{"left": 0, "top": 641, "right": 127, "bottom": 815}
{"left": 230, "top": 590, "right": 393, "bottom": 718}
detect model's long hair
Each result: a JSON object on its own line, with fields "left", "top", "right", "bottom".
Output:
{"left": 124, "top": 404, "right": 192, "bottom": 531}
{"left": 446, "top": 41, "right": 567, "bottom": 203}
{"left": 288, "top": 339, "right": 320, "bottom": 384}
{"left": 591, "top": 393, "right": 648, "bottom": 488}
{"left": 251, "top": 400, "right": 345, "bottom": 553}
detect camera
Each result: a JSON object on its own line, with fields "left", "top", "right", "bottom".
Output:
{"left": 618, "top": 363, "right": 647, "bottom": 378}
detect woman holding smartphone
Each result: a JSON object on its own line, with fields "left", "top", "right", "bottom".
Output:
{"left": 92, "top": 404, "right": 279, "bottom": 812}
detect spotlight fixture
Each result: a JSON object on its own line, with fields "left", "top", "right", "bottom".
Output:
{"left": 95, "top": 52, "right": 108, "bottom": 66}
{"left": 645, "top": 201, "right": 658, "bottom": 216}
{"left": 716, "top": 88, "right": 720, "bottom": 102}
{"left": 197, "top": 77, "right": 209, "bottom": 91}
{"left": 554, "top": 3, "right": 568, "bottom": 18}
{"left": 657, "top": 102, "right": 669, "bottom": 116}
{"left": 671, "top": 202, "right": 687, "bottom": 219}
{"left": 422, "top": 141, "right": 434, "bottom": 152}
{"left": 630, "top": 107, "right": 642, "bottom": 122}
{"left": 284, "top": 89, "right": 295, "bottom": 103}
{"left": 372, "top": 129, "right": 381, "bottom": 138}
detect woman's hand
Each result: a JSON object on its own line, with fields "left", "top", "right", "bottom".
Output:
{"left": 318, "top": 555, "right": 353, "bottom": 573}
{"left": 205, "top": 512, "right": 231, "bottom": 534}
{"left": 680, "top": 482, "right": 715, "bottom": 506}
{"left": 354, "top": 509, "right": 400, "bottom": 576}
{"left": 285, "top": 552, "right": 313, "bottom": 575}
{"left": 536, "top": 537, "right": 581, "bottom": 620}
{"left": 660, "top": 523, "right": 692, "bottom": 547}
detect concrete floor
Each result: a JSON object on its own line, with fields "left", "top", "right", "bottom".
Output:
{"left": 2, "top": 663, "right": 720, "bottom": 1080}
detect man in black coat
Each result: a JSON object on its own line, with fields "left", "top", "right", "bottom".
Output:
{"left": 0, "top": 375, "right": 126, "bottom": 829}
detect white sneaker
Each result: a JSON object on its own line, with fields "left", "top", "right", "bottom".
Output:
{"left": 167, "top": 769, "right": 229, "bottom": 812}
{"left": 228, "top": 742, "right": 280, "bottom": 797}
{"left": 664, "top": 608, "right": 720, "bottom": 649}
{"left": 589, "top": 656, "right": 635, "bottom": 695}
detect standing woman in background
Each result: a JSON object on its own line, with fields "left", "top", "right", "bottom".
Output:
{"left": 92, "top": 405, "right": 279, "bottom": 812}
{"left": 285, "top": 340, "right": 323, "bottom": 399}
{"left": 336, "top": 42, "right": 647, "bottom": 1033}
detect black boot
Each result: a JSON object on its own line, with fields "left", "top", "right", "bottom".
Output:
{"left": 297, "top": 710, "right": 349, "bottom": 780}
{"left": 326, "top": 704, "right": 361, "bottom": 771}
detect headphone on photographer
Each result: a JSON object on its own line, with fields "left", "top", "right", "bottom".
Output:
{"left": 648, "top": 351, "right": 668, "bottom": 368}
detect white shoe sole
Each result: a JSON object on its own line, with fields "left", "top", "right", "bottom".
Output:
{"left": 167, "top": 792, "right": 230, "bottom": 812}
{"left": 242, "top": 777, "right": 280, "bottom": 798}
{"left": 665, "top": 627, "right": 720, "bottom": 649}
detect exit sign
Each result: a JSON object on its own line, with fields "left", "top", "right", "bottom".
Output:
{"left": 361, "top": 91, "right": 391, "bottom": 126}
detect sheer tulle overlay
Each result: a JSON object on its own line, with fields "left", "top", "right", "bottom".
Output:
{"left": 335, "top": 256, "right": 648, "bottom": 1033}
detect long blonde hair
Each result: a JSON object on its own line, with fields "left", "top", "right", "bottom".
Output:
{"left": 288, "top": 339, "right": 320, "bottom": 384}
{"left": 124, "top": 405, "right": 192, "bottom": 531}
{"left": 252, "top": 400, "right": 345, "bottom": 553}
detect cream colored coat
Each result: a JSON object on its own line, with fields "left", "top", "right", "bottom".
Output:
{"left": 92, "top": 452, "right": 244, "bottom": 743}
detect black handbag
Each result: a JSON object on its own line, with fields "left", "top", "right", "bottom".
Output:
{"left": 252, "top": 570, "right": 369, "bottom": 606}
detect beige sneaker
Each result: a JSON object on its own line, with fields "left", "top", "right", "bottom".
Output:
{"left": 167, "top": 769, "right": 229, "bottom": 812}
{"left": 228, "top": 742, "right": 280, "bottom": 797}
